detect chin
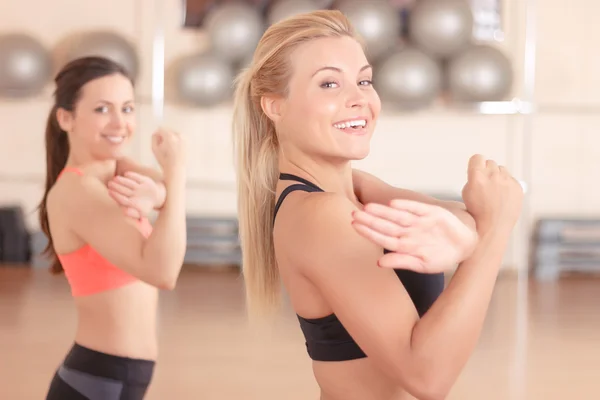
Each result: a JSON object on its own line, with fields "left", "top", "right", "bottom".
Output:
{"left": 347, "top": 143, "right": 371, "bottom": 160}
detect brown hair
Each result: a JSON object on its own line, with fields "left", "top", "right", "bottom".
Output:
{"left": 38, "top": 56, "right": 133, "bottom": 273}
{"left": 232, "top": 10, "right": 360, "bottom": 317}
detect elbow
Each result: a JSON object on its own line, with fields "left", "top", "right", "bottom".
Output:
{"left": 155, "top": 269, "right": 180, "bottom": 290}
{"left": 395, "top": 367, "right": 452, "bottom": 400}
{"left": 414, "top": 386, "right": 450, "bottom": 400}
{"left": 149, "top": 264, "right": 182, "bottom": 291}
{"left": 156, "top": 276, "right": 177, "bottom": 291}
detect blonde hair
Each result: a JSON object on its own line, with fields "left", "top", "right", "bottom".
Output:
{"left": 232, "top": 10, "right": 360, "bottom": 318}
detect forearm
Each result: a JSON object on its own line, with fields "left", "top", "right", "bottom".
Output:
{"left": 141, "top": 170, "right": 187, "bottom": 288}
{"left": 442, "top": 201, "right": 476, "bottom": 233}
{"left": 352, "top": 170, "right": 475, "bottom": 232}
{"left": 408, "top": 228, "right": 510, "bottom": 395}
{"left": 116, "top": 157, "right": 164, "bottom": 182}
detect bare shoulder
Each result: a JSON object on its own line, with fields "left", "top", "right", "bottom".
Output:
{"left": 284, "top": 192, "right": 383, "bottom": 277}
{"left": 48, "top": 172, "right": 112, "bottom": 214}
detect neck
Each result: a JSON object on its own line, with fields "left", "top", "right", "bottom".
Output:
{"left": 278, "top": 150, "right": 357, "bottom": 203}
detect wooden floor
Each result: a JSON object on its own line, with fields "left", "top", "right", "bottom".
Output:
{"left": 0, "top": 266, "right": 598, "bottom": 400}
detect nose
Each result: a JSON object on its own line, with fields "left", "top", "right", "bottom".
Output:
{"left": 345, "top": 85, "right": 368, "bottom": 109}
{"left": 110, "top": 110, "right": 126, "bottom": 129}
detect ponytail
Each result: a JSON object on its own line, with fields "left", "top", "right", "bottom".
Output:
{"left": 38, "top": 106, "right": 70, "bottom": 274}
{"left": 232, "top": 69, "right": 280, "bottom": 318}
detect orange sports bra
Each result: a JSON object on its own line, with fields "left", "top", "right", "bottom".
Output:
{"left": 55, "top": 167, "right": 153, "bottom": 297}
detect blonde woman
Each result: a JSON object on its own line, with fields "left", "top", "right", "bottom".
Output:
{"left": 233, "top": 10, "right": 523, "bottom": 400}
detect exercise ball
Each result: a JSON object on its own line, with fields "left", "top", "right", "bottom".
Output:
{"left": 337, "top": 0, "right": 401, "bottom": 62}
{"left": 175, "top": 52, "right": 234, "bottom": 107}
{"left": 0, "top": 34, "right": 52, "bottom": 98}
{"left": 409, "top": 0, "right": 473, "bottom": 58}
{"left": 375, "top": 47, "right": 442, "bottom": 109}
{"left": 64, "top": 31, "right": 139, "bottom": 79}
{"left": 446, "top": 44, "right": 513, "bottom": 102}
{"left": 204, "top": 2, "right": 265, "bottom": 64}
{"left": 268, "top": 0, "right": 320, "bottom": 25}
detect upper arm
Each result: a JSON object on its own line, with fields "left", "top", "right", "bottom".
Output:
{"left": 62, "top": 175, "right": 158, "bottom": 284}
{"left": 116, "top": 157, "right": 163, "bottom": 182}
{"left": 294, "top": 195, "right": 423, "bottom": 388}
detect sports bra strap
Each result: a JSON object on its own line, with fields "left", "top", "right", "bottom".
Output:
{"left": 58, "top": 167, "right": 84, "bottom": 179}
{"left": 273, "top": 173, "right": 324, "bottom": 225}
{"left": 279, "top": 173, "right": 322, "bottom": 191}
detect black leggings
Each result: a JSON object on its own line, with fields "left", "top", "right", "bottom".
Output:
{"left": 45, "top": 343, "right": 155, "bottom": 400}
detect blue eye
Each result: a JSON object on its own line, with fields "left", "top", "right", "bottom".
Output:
{"left": 123, "top": 105, "right": 135, "bottom": 113}
{"left": 321, "top": 81, "right": 339, "bottom": 89}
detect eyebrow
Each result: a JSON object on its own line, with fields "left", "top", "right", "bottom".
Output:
{"left": 97, "top": 99, "right": 134, "bottom": 105}
{"left": 312, "top": 64, "right": 372, "bottom": 77}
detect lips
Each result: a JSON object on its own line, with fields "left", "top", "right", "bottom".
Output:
{"left": 333, "top": 119, "right": 367, "bottom": 129}
{"left": 332, "top": 117, "right": 369, "bottom": 134}
{"left": 102, "top": 135, "right": 125, "bottom": 144}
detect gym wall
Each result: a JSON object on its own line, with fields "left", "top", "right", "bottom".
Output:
{"left": 0, "top": 0, "right": 598, "bottom": 272}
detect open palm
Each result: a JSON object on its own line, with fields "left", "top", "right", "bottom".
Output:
{"left": 352, "top": 199, "right": 477, "bottom": 273}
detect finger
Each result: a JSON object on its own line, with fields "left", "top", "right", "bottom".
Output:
{"left": 467, "top": 154, "right": 486, "bottom": 178}
{"left": 387, "top": 199, "right": 433, "bottom": 217}
{"left": 152, "top": 131, "right": 164, "bottom": 150}
{"left": 485, "top": 159, "right": 500, "bottom": 176}
{"left": 107, "top": 181, "right": 134, "bottom": 197}
{"left": 108, "top": 190, "right": 131, "bottom": 207}
{"left": 361, "top": 203, "right": 420, "bottom": 225}
{"left": 377, "top": 253, "right": 425, "bottom": 272}
{"left": 352, "top": 222, "right": 403, "bottom": 251}
{"left": 112, "top": 175, "right": 138, "bottom": 190}
{"left": 352, "top": 210, "right": 411, "bottom": 237}
{"left": 125, "top": 207, "right": 141, "bottom": 219}
{"left": 498, "top": 165, "right": 510, "bottom": 177}
{"left": 123, "top": 171, "right": 148, "bottom": 184}
{"left": 352, "top": 222, "right": 422, "bottom": 255}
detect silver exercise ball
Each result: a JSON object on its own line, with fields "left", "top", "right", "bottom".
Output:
{"left": 176, "top": 52, "right": 235, "bottom": 107}
{"left": 446, "top": 44, "right": 513, "bottom": 102}
{"left": 0, "top": 34, "right": 52, "bottom": 98}
{"left": 409, "top": 0, "right": 474, "bottom": 58}
{"left": 337, "top": 0, "right": 401, "bottom": 62}
{"left": 267, "top": 0, "right": 320, "bottom": 25}
{"left": 204, "top": 2, "right": 265, "bottom": 64}
{"left": 64, "top": 31, "right": 139, "bottom": 79}
{"left": 375, "top": 47, "right": 442, "bottom": 109}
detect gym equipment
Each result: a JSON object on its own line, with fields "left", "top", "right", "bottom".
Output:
{"left": 204, "top": 2, "right": 265, "bottom": 64}
{"left": 408, "top": 0, "right": 473, "bottom": 59}
{"left": 0, "top": 206, "right": 31, "bottom": 264}
{"left": 375, "top": 47, "right": 442, "bottom": 109}
{"left": 446, "top": 44, "right": 513, "bottom": 102}
{"left": 0, "top": 33, "right": 52, "bottom": 98}
{"left": 175, "top": 52, "right": 235, "bottom": 107}
{"left": 30, "top": 230, "right": 51, "bottom": 269}
{"left": 63, "top": 31, "right": 140, "bottom": 80}
{"left": 533, "top": 218, "right": 600, "bottom": 281}
{"left": 336, "top": 0, "right": 402, "bottom": 62}
{"left": 267, "top": 0, "right": 320, "bottom": 25}
{"left": 184, "top": 216, "right": 241, "bottom": 266}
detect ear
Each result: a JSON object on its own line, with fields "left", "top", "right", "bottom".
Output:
{"left": 260, "top": 94, "right": 284, "bottom": 123}
{"left": 55, "top": 107, "right": 73, "bottom": 133}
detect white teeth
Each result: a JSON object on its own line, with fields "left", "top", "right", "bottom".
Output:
{"left": 104, "top": 136, "right": 124, "bottom": 144}
{"left": 333, "top": 119, "right": 367, "bottom": 129}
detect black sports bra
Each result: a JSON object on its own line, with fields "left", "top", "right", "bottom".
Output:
{"left": 274, "top": 173, "right": 445, "bottom": 362}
